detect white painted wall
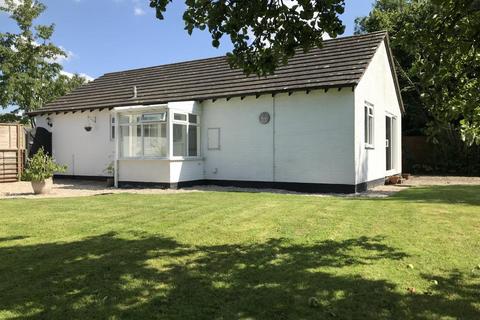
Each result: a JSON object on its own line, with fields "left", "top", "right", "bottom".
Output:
{"left": 201, "top": 90, "right": 356, "bottom": 185}
{"left": 170, "top": 160, "right": 204, "bottom": 182}
{"left": 167, "top": 101, "right": 201, "bottom": 114}
{"left": 117, "top": 160, "right": 203, "bottom": 184}
{"left": 354, "top": 40, "right": 403, "bottom": 184}
{"left": 118, "top": 160, "right": 170, "bottom": 183}
{"left": 36, "top": 110, "right": 115, "bottom": 177}
{"left": 201, "top": 95, "right": 275, "bottom": 181}
{"left": 275, "top": 90, "right": 355, "bottom": 184}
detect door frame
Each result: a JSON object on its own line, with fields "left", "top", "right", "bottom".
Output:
{"left": 385, "top": 113, "right": 398, "bottom": 175}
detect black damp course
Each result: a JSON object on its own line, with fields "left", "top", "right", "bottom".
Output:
{"left": 54, "top": 175, "right": 386, "bottom": 194}
{"left": 54, "top": 175, "right": 109, "bottom": 182}
{"left": 117, "top": 179, "right": 386, "bottom": 194}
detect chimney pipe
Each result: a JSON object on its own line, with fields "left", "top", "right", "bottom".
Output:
{"left": 132, "top": 86, "right": 138, "bottom": 99}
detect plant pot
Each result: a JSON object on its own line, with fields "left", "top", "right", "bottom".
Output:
{"left": 106, "top": 177, "right": 115, "bottom": 187}
{"left": 31, "top": 178, "right": 53, "bottom": 195}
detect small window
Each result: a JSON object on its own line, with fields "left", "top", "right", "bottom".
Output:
{"left": 188, "top": 114, "right": 197, "bottom": 124}
{"left": 364, "top": 102, "right": 374, "bottom": 147}
{"left": 119, "top": 114, "right": 130, "bottom": 124}
{"left": 142, "top": 113, "right": 166, "bottom": 122}
{"left": 174, "top": 113, "right": 187, "bottom": 121}
{"left": 110, "top": 115, "right": 115, "bottom": 140}
{"left": 119, "top": 114, "right": 141, "bottom": 124}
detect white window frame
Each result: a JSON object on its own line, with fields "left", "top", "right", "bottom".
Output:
{"left": 364, "top": 101, "right": 375, "bottom": 149}
{"left": 118, "top": 111, "right": 168, "bottom": 159}
{"left": 386, "top": 112, "right": 398, "bottom": 174}
{"left": 171, "top": 112, "right": 200, "bottom": 159}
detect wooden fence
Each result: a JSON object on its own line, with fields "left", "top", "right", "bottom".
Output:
{"left": 0, "top": 123, "right": 25, "bottom": 183}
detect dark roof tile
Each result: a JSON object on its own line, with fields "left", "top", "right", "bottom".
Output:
{"left": 29, "top": 31, "right": 389, "bottom": 115}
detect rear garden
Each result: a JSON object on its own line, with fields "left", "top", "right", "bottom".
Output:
{"left": 0, "top": 185, "right": 479, "bottom": 319}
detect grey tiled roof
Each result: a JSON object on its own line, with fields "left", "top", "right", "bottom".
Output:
{"left": 29, "top": 31, "right": 400, "bottom": 115}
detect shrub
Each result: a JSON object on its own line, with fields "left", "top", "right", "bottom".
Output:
{"left": 23, "top": 148, "right": 67, "bottom": 182}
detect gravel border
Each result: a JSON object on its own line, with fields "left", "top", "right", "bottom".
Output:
{"left": 1, "top": 176, "right": 478, "bottom": 200}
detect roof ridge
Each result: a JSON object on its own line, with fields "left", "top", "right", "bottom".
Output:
{"left": 101, "top": 31, "right": 387, "bottom": 77}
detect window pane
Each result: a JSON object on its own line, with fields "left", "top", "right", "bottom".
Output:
{"left": 119, "top": 114, "right": 141, "bottom": 124}
{"left": 188, "top": 125, "right": 198, "bottom": 156}
{"left": 119, "top": 115, "right": 130, "bottom": 124}
{"left": 120, "top": 125, "right": 142, "bottom": 158}
{"left": 110, "top": 116, "right": 115, "bottom": 140}
{"left": 173, "top": 124, "right": 187, "bottom": 156}
{"left": 143, "top": 123, "right": 167, "bottom": 157}
{"left": 142, "top": 113, "right": 166, "bottom": 122}
{"left": 174, "top": 113, "right": 187, "bottom": 121}
{"left": 189, "top": 114, "right": 197, "bottom": 124}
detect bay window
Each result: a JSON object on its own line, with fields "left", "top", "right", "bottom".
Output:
{"left": 119, "top": 112, "right": 167, "bottom": 158}
{"left": 118, "top": 109, "right": 199, "bottom": 159}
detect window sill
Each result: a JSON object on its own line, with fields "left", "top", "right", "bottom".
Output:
{"left": 170, "top": 157, "right": 203, "bottom": 162}
{"left": 119, "top": 157, "right": 203, "bottom": 162}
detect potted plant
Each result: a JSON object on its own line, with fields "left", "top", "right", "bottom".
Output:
{"left": 23, "top": 148, "right": 67, "bottom": 195}
{"left": 104, "top": 162, "right": 115, "bottom": 187}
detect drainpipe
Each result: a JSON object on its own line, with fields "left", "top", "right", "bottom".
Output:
{"left": 114, "top": 112, "right": 119, "bottom": 188}
{"left": 272, "top": 95, "right": 276, "bottom": 182}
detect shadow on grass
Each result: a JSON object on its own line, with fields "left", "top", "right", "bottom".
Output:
{"left": 0, "top": 236, "right": 28, "bottom": 242}
{"left": 387, "top": 185, "right": 480, "bottom": 206}
{"left": 0, "top": 234, "right": 477, "bottom": 319}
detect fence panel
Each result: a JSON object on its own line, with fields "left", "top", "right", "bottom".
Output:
{"left": 0, "top": 124, "right": 25, "bottom": 183}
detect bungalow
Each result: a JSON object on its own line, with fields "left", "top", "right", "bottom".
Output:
{"left": 28, "top": 31, "right": 403, "bottom": 193}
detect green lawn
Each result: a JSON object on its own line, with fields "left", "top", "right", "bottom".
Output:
{"left": 0, "top": 186, "right": 479, "bottom": 319}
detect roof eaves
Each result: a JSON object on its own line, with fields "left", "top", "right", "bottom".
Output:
{"left": 26, "top": 83, "right": 358, "bottom": 116}
{"left": 384, "top": 34, "right": 405, "bottom": 113}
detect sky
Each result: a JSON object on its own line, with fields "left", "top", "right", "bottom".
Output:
{"left": 1, "top": 0, "right": 374, "bottom": 81}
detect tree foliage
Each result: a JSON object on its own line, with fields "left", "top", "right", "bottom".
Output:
{"left": 356, "top": 0, "right": 480, "bottom": 145}
{"left": 0, "top": 0, "right": 87, "bottom": 118}
{"left": 0, "top": 112, "right": 29, "bottom": 124}
{"left": 149, "top": 0, "right": 346, "bottom": 76}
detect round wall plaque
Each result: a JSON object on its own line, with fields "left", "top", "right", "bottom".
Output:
{"left": 259, "top": 112, "right": 271, "bottom": 124}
